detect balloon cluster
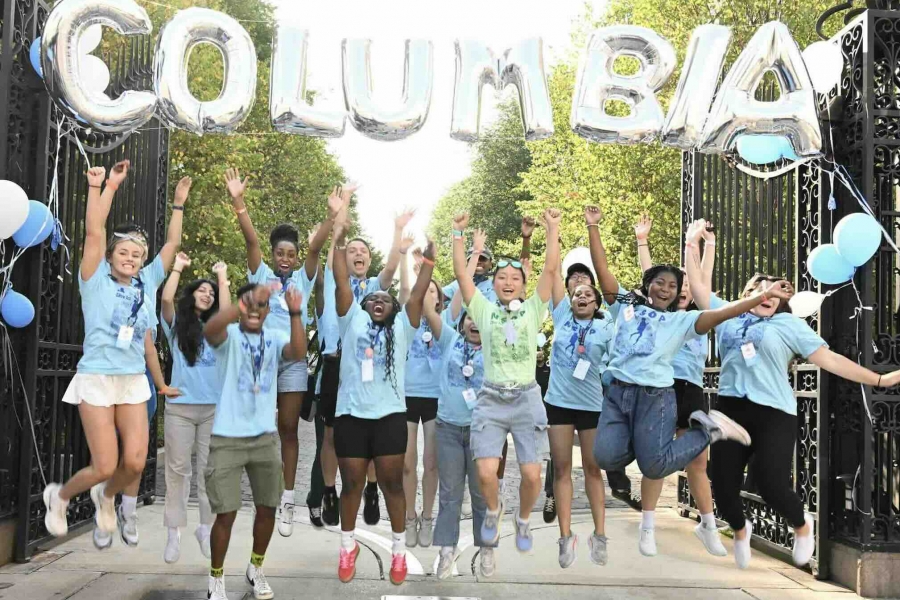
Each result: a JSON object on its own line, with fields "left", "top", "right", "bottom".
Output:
{"left": 808, "top": 213, "right": 882, "bottom": 285}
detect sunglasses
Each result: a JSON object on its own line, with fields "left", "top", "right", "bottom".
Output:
{"left": 496, "top": 259, "right": 523, "bottom": 269}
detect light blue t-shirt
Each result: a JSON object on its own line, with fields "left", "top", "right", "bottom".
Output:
{"left": 436, "top": 327, "right": 484, "bottom": 427}
{"left": 710, "top": 295, "right": 826, "bottom": 415}
{"left": 405, "top": 321, "right": 443, "bottom": 398}
{"left": 77, "top": 260, "right": 155, "bottom": 375}
{"left": 336, "top": 301, "right": 416, "bottom": 419}
{"left": 545, "top": 296, "right": 613, "bottom": 412}
{"left": 248, "top": 263, "right": 316, "bottom": 337}
{"left": 319, "top": 266, "right": 382, "bottom": 355}
{"left": 443, "top": 277, "right": 497, "bottom": 304}
{"left": 211, "top": 323, "right": 289, "bottom": 437}
{"left": 604, "top": 286, "right": 703, "bottom": 388}
{"left": 673, "top": 334, "right": 709, "bottom": 388}
{"left": 162, "top": 316, "right": 221, "bottom": 405}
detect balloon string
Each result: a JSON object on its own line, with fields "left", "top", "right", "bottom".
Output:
{"left": 847, "top": 277, "right": 875, "bottom": 427}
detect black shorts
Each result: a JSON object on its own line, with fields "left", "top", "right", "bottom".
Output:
{"left": 674, "top": 379, "right": 707, "bottom": 429}
{"left": 406, "top": 396, "right": 438, "bottom": 424}
{"left": 334, "top": 412, "right": 408, "bottom": 459}
{"left": 544, "top": 401, "right": 601, "bottom": 431}
{"left": 318, "top": 355, "right": 341, "bottom": 426}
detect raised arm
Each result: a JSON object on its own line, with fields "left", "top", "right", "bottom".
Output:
{"left": 808, "top": 346, "right": 900, "bottom": 387}
{"left": 398, "top": 232, "right": 415, "bottom": 305}
{"left": 314, "top": 264, "right": 325, "bottom": 319}
{"left": 378, "top": 208, "right": 416, "bottom": 290}
{"left": 684, "top": 219, "right": 711, "bottom": 309}
{"left": 634, "top": 213, "right": 653, "bottom": 272}
{"left": 423, "top": 290, "right": 444, "bottom": 341}
{"left": 332, "top": 215, "right": 355, "bottom": 317}
{"left": 407, "top": 240, "right": 435, "bottom": 329}
{"left": 212, "top": 261, "right": 231, "bottom": 312}
{"left": 694, "top": 280, "right": 793, "bottom": 335}
{"left": 205, "top": 285, "right": 267, "bottom": 347}
{"left": 452, "top": 213, "right": 477, "bottom": 306}
{"left": 585, "top": 206, "right": 619, "bottom": 304}
{"left": 454, "top": 228, "right": 485, "bottom": 318}
{"left": 520, "top": 216, "right": 536, "bottom": 260}
{"left": 158, "top": 177, "right": 190, "bottom": 272}
{"left": 283, "top": 286, "right": 308, "bottom": 361}
{"left": 306, "top": 184, "right": 353, "bottom": 280}
{"left": 224, "top": 168, "right": 263, "bottom": 274}
{"left": 161, "top": 252, "right": 191, "bottom": 326}
{"left": 536, "top": 208, "right": 561, "bottom": 303}
{"left": 81, "top": 162, "right": 126, "bottom": 281}
{"left": 700, "top": 224, "right": 716, "bottom": 290}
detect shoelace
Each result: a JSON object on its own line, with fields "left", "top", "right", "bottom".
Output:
{"left": 310, "top": 507, "right": 322, "bottom": 518}
{"left": 254, "top": 568, "right": 271, "bottom": 591}
{"left": 212, "top": 577, "right": 226, "bottom": 596}
{"left": 545, "top": 497, "right": 556, "bottom": 511}
{"left": 281, "top": 504, "right": 294, "bottom": 521}
{"left": 339, "top": 547, "right": 356, "bottom": 568}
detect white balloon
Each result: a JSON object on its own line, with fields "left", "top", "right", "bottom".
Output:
{"left": 789, "top": 291, "right": 826, "bottom": 318}
{"left": 0, "top": 180, "right": 30, "bottom": 240}
{"left": 80, "top": 54, "right": 110, "bottom": 93}
{"left": 562, "top": 247, "right": 597, "bottom": 281}
{"left": 802, "top": 41, "right": 844, "bottom": 95}
{"left": 79, "top": 23, "right": 103, "bottom": 54}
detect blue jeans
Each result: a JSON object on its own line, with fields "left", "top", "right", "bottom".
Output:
{"left": 593, "top": 380, "right": 709, "bottom": 480}
{"left": 433, "top": 420, "right": 496, "bottom": 548}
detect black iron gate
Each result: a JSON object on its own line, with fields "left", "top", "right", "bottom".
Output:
{"left": 0, "top": 0, "right": 169, "bottom": 560}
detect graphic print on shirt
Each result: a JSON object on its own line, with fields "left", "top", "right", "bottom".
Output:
{"left": 351, "top": 277, "right": 371, "bottom": 301}
{"left": 488, "top": 309, "right": 531, "bottom": 365}
{"left": 447, "top": 339, "right": 484, "bottom": 390}
{"left": 613, "top": 307, "right": 659, "bottom": 357}
{"left": 355, "top": 325, "right": 388, "bottom": 367}
{"left": 720, "top": 314, "right": 766, "bottom": 354}
{"left": 409, "top": 324, "right": 442, "bottom": 366}
{"left": 109, "top": 285, "right": 151, "bottom": 349}
{"left": 553, "top": 318, "right": 599, "bottom": 370}
{"left": 681, "top": 335, "right": 706, "bottom": 358}
{"left": 237, "top": 336, "right": 276, "bottom": 394}
{"left": 194, "top": 339, "right": 217, "bottom": 367}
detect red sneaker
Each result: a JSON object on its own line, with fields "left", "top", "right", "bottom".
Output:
{"left": 390, "top": 552, "right": 407, "bottom": 585}
{"left": 338, "top": 543, "right": 360, "bottom": 583}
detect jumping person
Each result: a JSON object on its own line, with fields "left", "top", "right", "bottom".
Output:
{"left": 633, "top": 214, "right": 726, "bottom": 557}
{"left": 331, "top": 217, "right": 433, "bottom": 586}
{"left": 42, "top": 161, "right": 162, "bottom": 550}
{"left": 585, "top": 205, "right": 793, "bottom": 560}
{"left": 160, "top": 253, "right": 230, "bottom": 563}
{"left": 683, "top": 218, "right": 900, "bottom": 569}
{"left": 545, "top": 256, "right": 614, "bottom": 568}
{"left": 203, "top": 283, "right": 307, "bottom": 600}
{"left": 450, "top": 209, "right": 559, "bottom": 561}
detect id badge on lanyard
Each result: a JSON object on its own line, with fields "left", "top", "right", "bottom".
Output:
{"left": 117, "top": 278, "right": 144, "bottom": 349}
{"left": 462, "top": 388, "right": 477, "bottom": 409}
{"left": 741, "top": 342, "right": 758, "bottom": 367}
{"left": 116, "top": 326, "right": 135, "bottom": 349}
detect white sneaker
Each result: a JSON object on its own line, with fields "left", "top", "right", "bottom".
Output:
{"left": 90, "top": 483, "right": 116, "bottom": 533}
{"left": 588, "top": 533, "right": 608, "bottom": 566}
{"left": 462, "top": 489, "right": 472, "bottom": 518}
{"left": 117, "top": 506, "right": 139, "bottom": 546}
{"left": 478, "top": 547, "right": 496, "bottom": 578}
{"left": 92, "top": 520, "right": 113, "bottom": 551}
{"left": 694, "top": 522, "right": 727, "bottom": 557}
{"left": 734, "top": 522, "right": 752, "bottom": 569}
{"left": 792, "top": 513, "right": 815, "bottom": 566}
{"left": 246, "top": 563, "right": 274, "bottom": 599}
{"left": 163, "top": 528, "right": 181, "bottom": 563}
{"left": 208, "top": 575, "right": 227, "bottom": 600}
{"left": 638, "top": 528, "right": 657, "bottom": 557}
{"left": 405, "top": 516, "right": 419, "bottom": 548}
{"left": 42, "top": 483, "right": 69, "bottom": 537}
{"left": 436, "top": 546, "right": 458, "bottom": 580}
{"left": 277, "top": 497, "right": 294, "bottom": 537}
{"left": 195, "top": 525, "right": 212, "bottom": 559}
{"left": 692, "top": 410, "right": 751, "bottom": 446}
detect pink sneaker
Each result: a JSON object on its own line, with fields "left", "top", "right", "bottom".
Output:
{"left": 390, "top": 553, "right": 407, "bottom": 585}
{"left": 338, "top": 543, "right": 359, "bottom": 583}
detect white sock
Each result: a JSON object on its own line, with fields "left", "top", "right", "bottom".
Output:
{"left": 701, "top": 512, "right": 716, "bottom": 529}
{"left": 391, "top": 531, "right": 405, "bottom": 555}
{"left": 281, "top": 489, "right": 293, "bottom": 505}
{"left": 121, "top": 495, "right": 137, "bottom": 517}
{"left": 516, "top": 514, "right": 529, "bottom": 527}
{"left": 641, "top": 510, "right": 655, "bottom": 530}
{"left": 341, "top": 530, "right": 355, "bottom": 551}
{"left": 486, "top": 506, "right": 500, "bottom": 518}
{"left": 197, "top": 523, "right": 211, "bottom": 537}
{"left": 167, "top": 527, "right": 179, "bottom": 540}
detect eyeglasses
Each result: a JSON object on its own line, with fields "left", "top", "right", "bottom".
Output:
{"left": 496, "top": 259, "right": 523, "bottom": 269}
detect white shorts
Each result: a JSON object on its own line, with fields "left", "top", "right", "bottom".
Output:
{"left": 62, "top": 373, "right": 150, "bottom": 407}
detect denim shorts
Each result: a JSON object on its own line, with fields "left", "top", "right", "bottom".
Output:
{"left": 277, "top": 358, "right": 308, "bottom": 394}
{"left": 471, "top": 381, "right": 549, "bottom": 464}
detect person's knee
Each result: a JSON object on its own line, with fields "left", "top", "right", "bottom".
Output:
{"left": 122, "top": 449, "right": 147, "bottom": 477}
{"left": 380, "top": 472, "right": 404, "bottom": 496}
{"left": 686, "top": 455, "right": 708, "bottom": 479}
{"left": 254, "top": 506, "right": 276, "bottom": 521}
{"left": 583, "top": 461, "right": 603, "bottom": 481}
{"left": 214, "top": 511, "right": 237, "bottom": 529}
{"left": 552, "top": 459, "right": 573, "bottom": 481}
{"left": 93, "top": 456, "right": 118, "bottom": 481}
{"left": 520, "top": 466, "right": 541, "bottom": 487}
{"left": 277, "top": 420, "right": 298, "bottom": 443}
{"left": 594, "top": 443, "right": 627, "bottom": 471}
{"left": 636, "top": 457, "right": 667, "bottom": 481}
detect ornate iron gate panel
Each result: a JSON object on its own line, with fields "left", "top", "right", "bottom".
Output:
{"left": 0, "top": 0, "right": 169, "bottom": 560}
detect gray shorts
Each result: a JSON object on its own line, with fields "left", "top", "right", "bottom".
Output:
{"left": 277, "top": 359, "right": 308, "bottom": 394}
{"left": 471, "top": 381, "right": 549, "bottom": 464}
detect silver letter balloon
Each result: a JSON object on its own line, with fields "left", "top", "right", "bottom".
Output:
{"left": 570, "top": 26, "right": 676, "bottom": 144}
{"left": 341, "top": 38, "right": 434, "bottom": 141}
{"left": 699, "top": 21, "right": 823, "bottom": 157}
{"left": 450, "top": 38, "right": 554, "bottom": 142}
{"left": 42, "top": 0, "right": 158, "bottom": 133}
{"left": 270, "top": 25, "right": 346, "bottom": 137}
{"left": 154, "top": 7, "right": 257, "bottom": 135}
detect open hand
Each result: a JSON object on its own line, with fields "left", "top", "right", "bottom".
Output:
{"left": 634, "top": 214, "right": 653, "bottom": 241}
{"left": 584, "top": 205, "right": 603, "bottom": 226}
{"left": 86, "top": 166, "right": 106, "bottom": 187}
{"left": 240, "top": 285, "right": 271, "bottom": 313}
{"left": 399, "top": 232, "right": 415, "bottom": 255}
{"left": 224, "top": 168, "right": 249, "bottom": 201}
{"left": 174, "top": 176, "right": 192, "bottom": 206}
{"left": 174, "top": 252, "right": 191, "bottom": 271}
{"left": 395, "top": 208, "right": 416, "bottom": 230}
{"left": 285, "top": 286, "right": 304, "bottom": 313}
{"left": 473, "top": 229, "right": 487, "bottom": 253}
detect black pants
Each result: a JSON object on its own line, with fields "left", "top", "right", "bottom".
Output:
{"left": 306, "top": 412, "right": 326, "bottom": 507}
{"left": 710, "top": 395, "right": 805, "bottom": 531}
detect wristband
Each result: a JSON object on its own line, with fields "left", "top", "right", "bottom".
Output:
{"left": 637, "top": 243, "right": 648, "bottom": 247}
{"left": 586, "top": 223, "right": 599, "bottom": 229}
{"left": 878, "top": 375, "right": 883, "bottom": 387}
{"left": 235, "top": 207, "right": 247, "bottom": 215}
{"left": 172, "top": 205, "right": 184, "bottom": 212}
{"left": 421, "top": 257, "right": 435, "bottom": 267}
{"left": 399, "top": 250, "right": 408, "bottom": 255}
{"left": 289, "top": 311, "right": 303, "bottom": 318}
{"left": 452, "top": 229, "right": 464, "bottom": 238}
{"left": 88, "top": 184, "right": 102, "bottom": 190}
{"left": 705, "top": 241, "right": 716, "bottom": 246}
{"left": 172, "top": 269, "right": 183, "bottom": 274}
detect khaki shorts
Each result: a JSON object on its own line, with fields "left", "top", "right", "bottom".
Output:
{"left": 204, "top": 433, "right": 284, "bottom": 514}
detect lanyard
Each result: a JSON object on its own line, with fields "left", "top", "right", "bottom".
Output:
{"left": 739, "top": 315, "right": 768, "bottom": 340}
{"left": 366, "top": 325, "right": 384, "bottom": 358}
{"left": 462, "top": 341, "right": 480, "bottom": 382}
{"left": 241, "top": 330, "right": 266, "bottom": 391}
{"left": 573, "top": 317, "right": 593, "bottom": 352}
{"left": 111, "top": 275, "right": 145, "bottom": 326}
{"left": 351, "top": 277, "right": 368, "bottom": 300}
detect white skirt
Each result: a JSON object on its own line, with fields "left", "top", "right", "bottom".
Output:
{"left": 62, "top": 373, "right": 150, "bottom": 407}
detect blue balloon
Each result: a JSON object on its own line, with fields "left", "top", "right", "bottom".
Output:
{"left": 808, "top": 244, "right": 855, "bottom": 285}
{"left": 13, "top": 200, "right": 55, "bottom": 248}
{"left": 1, "top": 289, "right": 35, "bottom": 328}
{"left": 834, "top": 213, "right": 882, "bottom": 267}
{"left": 735, "top": 134, "right": 799, "bottom": 164}
{"left": 29, "top": 37, "right": 42, "bottom": 78}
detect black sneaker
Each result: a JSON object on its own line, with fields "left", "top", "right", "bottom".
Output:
{"left": 309, "top": 505, "right": 324, "bottom": 528}
{"left": 322, "top": 488, "right": 340, "bottom": 527}
{"left": 363, "top": 484, "right": 380, "bottom": 525}
{"left": 543, "top": 494, "right": 557, "bottom": 524}
{"left": 611, "top": 487, "right": 642, "bottom": 511}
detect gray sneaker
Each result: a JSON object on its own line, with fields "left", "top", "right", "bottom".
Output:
{"left": 418, "top": 517, "right": 434, "bottom": 548}
{"left": 691, "top": 410, "right": 751, "bottom": 446}
{"left": 478, "top": 547, "right": 496, "bottom": 578}
{"left": 405, "top": 516, "right": 419, "bottom": 548}
{"left": 558, "top": 534, "right": 577, "bottom": 568}
{"left": 117, "top": 506, "right": 139, "bottom": 547}
{"left": 588, "top": 533, "right": 608, "bottom": 566}
{"left": 436, "top": 546, "right": 458, "bottom": 580}
{"left": 92, "top": 520, "right": 113, "bottom": 551}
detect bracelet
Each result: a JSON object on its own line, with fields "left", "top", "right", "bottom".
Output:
{"left": 587, "top": 223, "right": 599, "bottom": 229}
{"left": 399, "top": 250, "right": 408, "bottom": 255}
{"left": 88, "top": 184, "right": 102, "bottom": 189}
{"left": 878, "top": 375, "right": 883, "bottom": 387}
{"left": 421, "top": 257, "right": 435, "bottom": 266}
{"left": 452, "top": 229, "right": 464, "bottom": 238}
{"left": 705, "top": 241, "right": 716, "bottom": 246}
{"left": 172, "top": 269, "right": 183, "bottom": 274}
{"left": 289, "top": 311, "right": 302, "bottom": 318}
{"left": 637, "top": 243, "right": 648, "bottom": 247}
{"left": 234, "top": 207, "right": 247, "bottom": 215}
{"left": 172, "top": 205, "right": 184, "bottom": 212}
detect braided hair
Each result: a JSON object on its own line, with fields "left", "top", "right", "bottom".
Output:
{"left": 615, "top": 265, "right": 683, "bottom": 313}
{"left": 360, "top": 292, "right": 403, "bottom": 395}
{"left": 571, "top": 284, "right": 606, "bottom": 320}
{"left": 172, "top": 279, "right": 219, "bottom": 366}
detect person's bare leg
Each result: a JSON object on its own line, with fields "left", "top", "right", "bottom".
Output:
{"left": 59, "top": 404, "right": 117, "bottom": 500}
{"left": 421, "top": 420, "right": 438, "bottom": 519}
{"left": 579, "top": 428, "right": 606, "bottom": 536}
{"left": 402, "top": 422, "right": 419, "bottom": 519}
{"left": 277, "top": 392, "right": 303, "bottom": 491}
{"left": 548, "top": 425, "right": 575, "bottom": 537}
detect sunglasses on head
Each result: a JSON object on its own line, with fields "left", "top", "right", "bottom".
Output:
{"left": 496, "top": 259, "right": 523, "bottom": 269}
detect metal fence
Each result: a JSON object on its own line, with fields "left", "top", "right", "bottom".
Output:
{"left": 0, "top": 0, "right": 169, "bottom": 560}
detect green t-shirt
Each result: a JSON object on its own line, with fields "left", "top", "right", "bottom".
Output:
{"left": 465, "top": 290, "right": 548, "bottom": 386}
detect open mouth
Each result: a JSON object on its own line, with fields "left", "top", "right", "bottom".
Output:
{"left": 278, "top": 263, "right": 291, "bottom": 273}
{"left": 372, "top": 304, "right": 385, "bottom": 317}
{"left": 760, "top": 300, "right": 774, "bottom": 310}
{"left": 470, "top": 325, "right": 480, "bottom": 334}
{"left": 353, "top": 259, "right": 365, "bottom": 269}
{"left": 576, "top": 299, "right": 590, "bottom": 308}
{"left": 501, "top": 287, "right": 514, "bottom": 295}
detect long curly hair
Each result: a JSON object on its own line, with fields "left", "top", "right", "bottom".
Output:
{"left": 173, "top": 279, "right": 219, "bottom": 366}
{"left": 361, "top": 292, "right": 403, "bottom": 395}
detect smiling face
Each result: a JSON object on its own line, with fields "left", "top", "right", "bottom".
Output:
{"left": 272, "top": 241, "right": 299, "bottom": 277}
{"left": 346, "top": 240, "right": 372, "bottom": 278}
{"left": 475, "top": 255, "right": 492, "bottom": 276}
{"left": 647, "top": 270, "right": 679, "bottom": 311}
{"left": 493, "top": 265, "right": 525, "bottom": 305}
{"left": 193, "top": 282, "right": 216, "bottom": 313}
{"left": 108, "top": 240, "right": 145, "bottom": 281}
{"left": 747, "top": 280, "right": 781, "bottom": 317}
{"left": 462, "top": 313, "right": 481, "bottom": 345}
{"left": 571, "top": 285, "right": 599, "bottom": 319}
{"left": 239, "top": 291, "right": 270, "bottom": 333}
{"left": 677, "top": 270, "right": 694, "bottom": 310}
{"left": 364, "top": 291, "right": 395, "bottom": 323}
